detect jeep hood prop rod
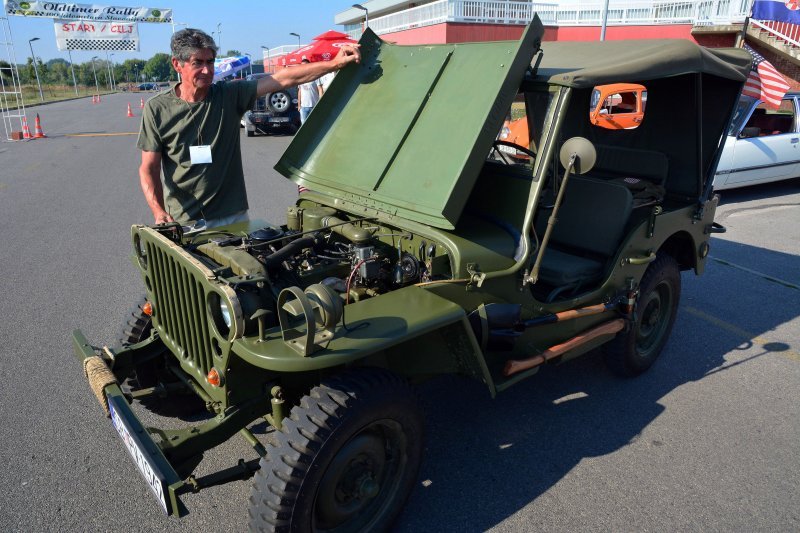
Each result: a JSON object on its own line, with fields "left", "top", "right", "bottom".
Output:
{"left": 526, "top": 151, "right": 577, "bottom": 285}
{"left": 503, "top": 318, "right": 625, "bottom": 376}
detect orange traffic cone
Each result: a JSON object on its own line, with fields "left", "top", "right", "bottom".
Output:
{"left": 127, "top": 103, "right": 135, "bottom": 117}
{"left": 140, "top": 97, "right": 144, "bottom": 108}
{"left": 91, "top": 94, "right": 96, "bottom": 103}
{"left": 22, "top": 117, "right": 31, "bottom": 139}
{"left": 33, "top": 113, "right": 46, "bottom": 138}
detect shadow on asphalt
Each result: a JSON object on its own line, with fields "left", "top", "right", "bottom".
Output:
{"left": 715, "top": 177, "right": 800, "bottom": 206}
{"left": 394, "top": 240, "right": 800, "bottom": 532}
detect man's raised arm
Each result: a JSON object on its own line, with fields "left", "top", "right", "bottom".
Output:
{"left": 256, "top": 44, "right": 361, "bottom": 97}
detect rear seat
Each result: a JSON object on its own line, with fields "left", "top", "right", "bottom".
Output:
{"left": 588, "top": 145, "right": 668, "bottom": 207}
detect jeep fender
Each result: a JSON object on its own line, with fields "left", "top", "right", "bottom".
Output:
{"left": 230, "top": 285, "right": 493, "bottom": 391}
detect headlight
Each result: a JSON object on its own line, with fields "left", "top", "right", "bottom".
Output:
{"left": 500, "top": 127, "right": 510, "bottom": 140}
{"left": 220, "top": 300, "right": 232, "bottom": 328}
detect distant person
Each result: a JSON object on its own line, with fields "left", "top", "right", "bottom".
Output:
{"left": 319, "top": 70, "right": 336, "bottom": 94}
{"left": 137, "top": 29, "right": 359, "bottom": 227}
{"left": 297, "top": 58, "right": 323, "bottom": 125}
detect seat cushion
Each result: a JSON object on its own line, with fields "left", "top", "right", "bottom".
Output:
{"left": 539, "top": 248, "right": 604, "bottom": 286}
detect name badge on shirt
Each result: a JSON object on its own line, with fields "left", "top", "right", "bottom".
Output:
{"left": 189, "top": 145, "right": 213, "bottom": 165}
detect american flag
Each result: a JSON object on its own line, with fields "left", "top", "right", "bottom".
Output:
{"left": 742, "top": 45, "right": 790, "bottom": 109}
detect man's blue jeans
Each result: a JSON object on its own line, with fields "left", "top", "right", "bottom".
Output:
{"left": 300, "top": 106, "right": 313, "bottom": 124}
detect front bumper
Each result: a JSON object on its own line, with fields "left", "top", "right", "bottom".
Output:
{"left": 73, "top": 329, "right": 184, "bottom": 516}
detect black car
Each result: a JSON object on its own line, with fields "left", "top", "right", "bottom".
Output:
{"left": 243, "top": 83, "right": 301, "bottom": 136}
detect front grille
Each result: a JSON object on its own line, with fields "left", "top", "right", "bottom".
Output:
{"left": 146, "top": 241, "right": 214, "bottom": 376}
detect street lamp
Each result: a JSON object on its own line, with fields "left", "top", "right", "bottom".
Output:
{"left": 353, "top": 4, "right": 369, "bottom": 29}
{"left": 103, "top": 51, "right": 114, "bottom": 91}
{"left": 109, "top": 53, "right": 117, "bottom": 91}
{"left": 290, "top": 32, "right": 300, "bottom": 51}
{"left": 170, "top": 20, "right": 188, "bottom": 34}
{"left": 90, "top": 56, "right": 100, "bottom": 96}
{"left": 244, "top": 52, "right": 253, "bottom": 77}
{"left": 261, "top": 45, "right": 270, "bottom": 73}
{"left": 217, "top": 23, "right": 222, "bottom": 51}
{"left": 67, "top": 49, "right": 79, "bottom": 96}
{"left": 28, "top": 37, "right": 44, "bottom": 102}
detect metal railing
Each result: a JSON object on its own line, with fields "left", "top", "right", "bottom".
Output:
{"left": 343, "top": 0, "right": 752, "bottom": 39}
{"left": 751, "top": 18, "right": 800, "bottom": 48}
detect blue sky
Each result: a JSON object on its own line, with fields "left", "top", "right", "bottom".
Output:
{"left": 5, "top": 0, "right": 361, "bottom": 63}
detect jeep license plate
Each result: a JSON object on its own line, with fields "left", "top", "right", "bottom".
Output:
{"left": 108, "top": 396, "right": 170, "bottom": 514}
{"left": 269, "top": 117, "right": 290, "bottom": 123}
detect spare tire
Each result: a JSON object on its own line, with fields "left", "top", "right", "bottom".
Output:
{"left": 268, "top": 91, "right": 292, "bottom": 113}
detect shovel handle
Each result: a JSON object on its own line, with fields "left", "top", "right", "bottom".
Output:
{"left": 503, "top": 319, "right": 625, "bottom": 376}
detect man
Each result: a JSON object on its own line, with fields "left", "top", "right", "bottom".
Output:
{"left": 138, "top": 28, "right": 360, "bottom": 227}
{"left": 296, "top": 58, "right": 323, "bottom": 125}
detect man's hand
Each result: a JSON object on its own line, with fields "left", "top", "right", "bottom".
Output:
{"left": 333, "top": 44, "right": 361, "bottom": 70}
{"left": 154, "top": 211, "right": 174, "bottom": 225}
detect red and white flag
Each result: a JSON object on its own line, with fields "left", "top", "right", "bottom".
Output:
{"left": 742, "top": 45, "right": 790, "bottom": 109}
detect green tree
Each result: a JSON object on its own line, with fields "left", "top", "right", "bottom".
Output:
{"left": 224, "top": 49, "right": 241, "bottom": 57}
{"left": 46, "top": 58, "right": 69, "bottom": 84}
{"left": 121, "top": 58, "right": 146, "bottom": 85}
{"left": 143, "top": 53, "right": 171, "bottom": 82}
{"left": 0, "top": 60, "right": 12, "bottom": 85}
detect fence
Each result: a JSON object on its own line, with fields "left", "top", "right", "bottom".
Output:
{"left": 343, "top": 0, "right": 752, "bottom": 38}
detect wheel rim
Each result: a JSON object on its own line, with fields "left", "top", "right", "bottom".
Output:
{"left": 636, "top": 280, "right": 673, "bottom": 357}
{"left": 270, "top": 92, "right": 289, "bottom": 111}
{"left": 313, "top": 420, "right": 408, "bottom": 531}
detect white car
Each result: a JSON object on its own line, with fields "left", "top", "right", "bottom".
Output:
{"left": 714, "top": 93, "right": 800, "bottom": 190}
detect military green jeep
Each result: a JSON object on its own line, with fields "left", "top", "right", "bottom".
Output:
{"left": 73, "top": 17, "right": 751, "bottom": 531}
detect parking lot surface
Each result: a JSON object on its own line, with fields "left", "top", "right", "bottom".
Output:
{"left": 0, "top": 93, "right": 797, "bottom": 531}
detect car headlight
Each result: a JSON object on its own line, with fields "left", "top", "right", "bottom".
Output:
{"left": 500, "top": 127, "right": 510, "bottom": 140}
{"left": 220, "top": 300, "right": 232, "bottom": 328}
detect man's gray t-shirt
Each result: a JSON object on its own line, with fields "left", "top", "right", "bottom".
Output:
{"left": 137, "top": 80, "right": 258, "bottom": 224}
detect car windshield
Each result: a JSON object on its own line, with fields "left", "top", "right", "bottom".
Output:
{"left": 728, "top": 95, "right": 758, "bottom": 135}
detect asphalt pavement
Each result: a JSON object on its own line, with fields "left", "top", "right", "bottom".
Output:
{"left": 0, "top": 93, "right": 797, "bottom": 532}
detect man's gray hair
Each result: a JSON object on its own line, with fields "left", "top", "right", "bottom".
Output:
{"left": 171, "top": 28, "right": 218, "bottom": 63}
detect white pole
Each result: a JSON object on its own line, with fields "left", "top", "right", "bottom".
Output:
{"left": 67, "top": 49, "right": 78, "bottom": 96}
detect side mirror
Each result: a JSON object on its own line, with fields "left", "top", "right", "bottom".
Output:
{"left": 559, "top": 137, "right": 597, "bottom": 175}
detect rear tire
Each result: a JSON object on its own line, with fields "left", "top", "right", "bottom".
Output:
{"left": 119, "top": 300, "right": 205, "bottom": 416}
{"left": 248, "top": 368, "right": 424, "bottom": 532}
{"left": 603, "top": 253, "right": 680, "bottom": 377}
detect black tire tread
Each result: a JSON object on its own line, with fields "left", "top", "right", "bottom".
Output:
{"left": 248, "top": 368, "right": 422, "bottom": 532}
{"left": 603, "top": 252, "right": 681, "bottom": 377}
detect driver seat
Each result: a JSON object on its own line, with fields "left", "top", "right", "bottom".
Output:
{"left": 536, "top": 176, "right": 633, "bottom": 300}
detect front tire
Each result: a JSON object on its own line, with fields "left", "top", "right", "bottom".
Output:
{"left": 603, "top": 253, "right": 681, "bottom": 377}
{"left": 248, "top": 368, "right": 424, "bottom": 532}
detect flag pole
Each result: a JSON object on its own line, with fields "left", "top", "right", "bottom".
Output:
{"left": 736, "top": 16, "right": 749, "bottom": 48}
{"left": 736, "top": 3, "right": 753, "bottom": 48}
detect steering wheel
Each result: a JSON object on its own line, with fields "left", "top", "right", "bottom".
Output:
{"left": 491, "top": 140, "right": 536, "bottom": 164}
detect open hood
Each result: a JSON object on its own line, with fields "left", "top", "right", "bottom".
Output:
{"left": 275, "top": 18, "right": 544, "bottom": 230}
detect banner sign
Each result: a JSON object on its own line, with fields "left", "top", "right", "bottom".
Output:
{"left": 3, "top": 1, "right": 171, "bottom": 23}
{"left": 54, "top": 18, "right": 139, "bottom": 51}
